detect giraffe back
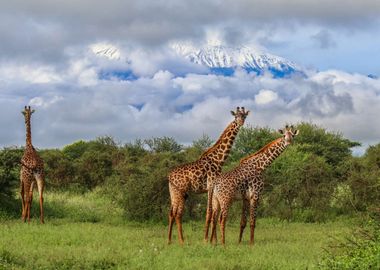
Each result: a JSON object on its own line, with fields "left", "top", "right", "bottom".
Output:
{"left": 21, "top": 146, "right": 44, "bottom": 171}
{"left": 169, "top": 158, "right": 219, "bottom": 193}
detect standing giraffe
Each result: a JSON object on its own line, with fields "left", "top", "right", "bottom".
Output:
{"left": 168, "top": 107, "right": 250, "bottom": 244}
{"left": 210, "top": 125, "right": 299, "bottom": 245}
{"left": 20, "top": 106, "right": 45, "bottom": 223}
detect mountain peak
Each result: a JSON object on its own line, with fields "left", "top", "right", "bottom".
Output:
{"left": 90, "top": 43, "right": 121, "bottom": 60}
{"left": 170, "top": 42, "right": 300, "bottom": 76}
{"left": 90, "top": 41, "right": 303, "bottom": 79}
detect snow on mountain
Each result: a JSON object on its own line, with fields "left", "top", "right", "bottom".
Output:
{"left": 90, "top": 43, "right": 121, "bottom": 60}
{"left": 170, "top": 43, "right": 300, "bottom": 76}
{"left": 90, "top": 42, "right": 302, "bottom": 79}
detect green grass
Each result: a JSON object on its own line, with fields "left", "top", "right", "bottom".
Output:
{"left": 0, "top": 191, "right": 353, "bottom": 270}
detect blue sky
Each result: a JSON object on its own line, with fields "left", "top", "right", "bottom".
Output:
{"left": 266, "top": 25, "right": 380, "bottom": 75}
{"left": 0, "top": 0, "right": 379, "bottom": 154}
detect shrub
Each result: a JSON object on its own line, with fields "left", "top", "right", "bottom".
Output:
{"left": 0, "top": 147, "right": 23, "bottom": 214}
{"left": 41, "top": 149, "right": 75, "bottom": 188}
{"left": 263, "top": 146, "right": 335, "bottom": 222}
{"left": 319, "top": 210, "right": 380, "bottom": 269}
{"left": 122, "top": 152, "right": 185, "bottom": 221}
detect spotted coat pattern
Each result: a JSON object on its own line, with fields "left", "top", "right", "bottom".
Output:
{"left": 20, "top": 106, "right": 45, "bottom": 224}
{"left": 210, "top": 126, "right": 299, "bottom": 245}
{"left": 168, "top": 107, "right": 249, "bottom": 244}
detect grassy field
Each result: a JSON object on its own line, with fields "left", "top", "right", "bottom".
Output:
{"left": 0, "top": 191, "right": 353, "bottom": 270}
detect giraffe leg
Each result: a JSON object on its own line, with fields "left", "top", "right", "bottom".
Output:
{"left": 20, "top": 167, "right": 29, "bottom": 220}
{"left": 35, "top": 172, "right": 45, "bottom": 224}
{"left": 203, "top": 188, "right": 214, "bottom": 242}
{"left": 20, "top": 178, "right": 25, "bottom": 220}
{"left": 210, "top": 196, "right": 219, "bottom": 245}
{"left": 249, "top": 198, "right": 259, "bottom": 246}
{"left": 27, "top": 181, "right": 34, "bottom": 223}
{"left": 21, "top": 188, "right": 26, "bottom": 222}
{"left": 24, "top": 190, "right": 30, "bottom": 223}
{"left": 169, "top": 183, "right": 186, "bottom": 244}
{"left": 238, "top": 198, "right": 249, "bottom": 244}
{"left": 219, "top": 205, "right": 229, "bottom": 246}
{"left": 22, "top": 180, "right": 31, "bottom": 223}
{"left": 168, "top": 206, "right": 175, "bottom": 245}
{"left": 174, "top": 198, "right": 185, "bottom": 245}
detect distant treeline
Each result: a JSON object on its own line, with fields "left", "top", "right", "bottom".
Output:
{"left": 1, "top": 122, "right": 379, "bottom": 222}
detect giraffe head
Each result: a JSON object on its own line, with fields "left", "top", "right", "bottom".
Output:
{"left": 278, "top": 125, "right": 299, "bottom": 145}
{"left": 21, "top": 106, "right": 35, "bottom": 123}
{"left": 231, "top": 107, "right": 250, "bottom": 126}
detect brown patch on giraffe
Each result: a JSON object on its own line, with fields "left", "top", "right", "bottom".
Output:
{"left": 240, "top": 138, "right": 282, "bottom": 164}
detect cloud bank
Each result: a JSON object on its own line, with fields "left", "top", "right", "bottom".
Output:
{"left": 1, "top": 46, "right": 379, "bottom": 154}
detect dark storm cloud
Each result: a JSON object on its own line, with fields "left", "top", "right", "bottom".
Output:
{"left": 1, "top": 0, "right": 379, "bottom": 64}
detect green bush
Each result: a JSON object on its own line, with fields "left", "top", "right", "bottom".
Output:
{"left": 346, "top": 144, "right": 380, "bottom": 211}
{"left": 1, "top": 124, "right": 377, "bottom": 223}
{"left": 319, "top": 210, "right": 380, "bottom": 269}
{"left": 0, "top": 147, "right": 23, "bottom": 196}
{"left": 0, "top": 147, "right": 23, "bottom": 216}
{"left": 122, "top": 152, "right": 184, "bottom": 221}
{"left": 263, "top": 145, "right": 335, "bottom": 222}
{"left": 41, "top": 149, "right": 75, "bottom": 189}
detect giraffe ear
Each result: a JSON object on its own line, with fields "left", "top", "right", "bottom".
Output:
{"left": 31, "top": 109, "right": 35, "bottom": 114}
{"left": 293, "top": 129, "right": 300, "bottom": 136}
{"left": 278, "top": 129, "right": 284, "bottom": 134}
{"left": 231, "top": 111, "right": 236, "bottom": 116}
{"left": 21, "top": 111, "right": 26, "bottom": 115}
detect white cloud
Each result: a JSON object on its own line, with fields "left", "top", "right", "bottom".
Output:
{"left": 0, "top": 41, "right": 379, "bottom": 154}
{"left": 254, "top": 89, "right": 279, "bottom": 105}
{"left": 0, "top": 64, "right": 62, "bottom": 84}
{"left": 29, "top": 96, "right": 63, "bottom": 108}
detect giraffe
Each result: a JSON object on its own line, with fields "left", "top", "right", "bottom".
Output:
{"left": 20, "top": 106, "right": 45, "bottom": 223}
{"left": 210, "top": 125, "right": 299, "bottom": 245}
{"left": 168, "top": 107, "right": 250, "bottom": 244}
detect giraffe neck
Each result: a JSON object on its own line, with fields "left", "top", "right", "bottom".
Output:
{"left": 25, "top": 117, "right": 33, "bottom": 147}
{"left": 241, "top": 138, "right": 287, "bottom": 172}
{"left": 201, "top": 120, "right": 241, "bottom": 165}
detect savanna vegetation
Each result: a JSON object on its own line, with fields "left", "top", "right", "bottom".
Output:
{"left": 0, "top": 122, "right": 379, "bottom": 269}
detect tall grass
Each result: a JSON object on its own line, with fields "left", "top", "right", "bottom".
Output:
{"left": 0, "top": 190, "right": 353, "bottom": 270}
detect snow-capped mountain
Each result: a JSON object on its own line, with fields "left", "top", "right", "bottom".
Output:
{"left": 90, "top": 43, "right": 121, "bottom": 60}
{"left": 170, "top": 43, "right": 300, "bottom": 77}
{"left": 90, "top": 42, "right": 302, "bottom": 79}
